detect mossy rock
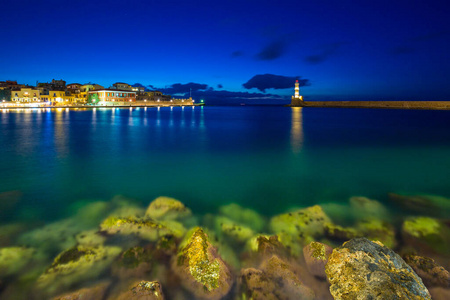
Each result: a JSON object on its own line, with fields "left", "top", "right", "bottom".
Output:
{"left": 357, "top": 219, "right": 397, "bottom": 249}
{"left": 0, "top": 247, "right": 35, "bottom": 278}
{"left": 75, "top": 230, "right": 106, "bottom": 247}
{"left": 51, "top": 280, "right": 111, "bottom": 300}
{"left": 389, "top": 193, "right": 450, "bottom": 217}
{"left": 324, "top": 223, "right": 360, "bottom": 242}
{"left": 403, "top": 254, "right": 450, "bottom": 288}
{"left": 112, "top": 246, "right": 153, "bottom": 280}
{"left": 214, "top": 216, "right": 254, "bottom": 244}
{"left": 145, "top": 196, "right": 192, "bottom": 221}
{"left": 402, "top": 216, "right": 450, "bottom": 255}
{"left": 218, "top": 203, "right": 266, "bottom": 232}
{"left": 350, "top": 196, "right": 391, "bottom": 221}
{"left": 37, "top": 245, "right": 121, "bottom": 295}
{"left": 325, "top": 238, "right": 431, "bottom": 299}
{"left": 114, "top": 280, "right": 164, "bottom": 300}
{"left": 172, "top": 227, "right": 233, "bottom": 300}
{"left": 99, "top": 216, "right": 173, "bottom": 241}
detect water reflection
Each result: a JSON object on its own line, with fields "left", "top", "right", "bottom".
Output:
{"left": 290, "top": 107, "right": 304, "bottom": 153}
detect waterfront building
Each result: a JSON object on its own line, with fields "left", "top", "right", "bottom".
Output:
{"left": 131, "top": 86, "right": 146, "bottom": 93}
{"left": 137, "top": 90, "right": 171, "bottom": 102}
{"left": 112, "top": 82, "right": 132, "bottom": 91}
{"left": 11, "top": 87, "right": 41, "bottom": 102}
{"left": 88, "top": 89, "right": 136, "bottom": 105}
{"left": 51, "top": 79, "right": 66, "bottom": 89}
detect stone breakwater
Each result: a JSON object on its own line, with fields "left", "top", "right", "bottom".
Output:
{"left": 0, "top": 194, "right": 449, "bottom": 299}
{"left": 290, "top": 100, "right": 450, "bottom": 110}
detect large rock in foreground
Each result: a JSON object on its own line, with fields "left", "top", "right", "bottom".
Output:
{"left": 172, "top": 227, "right": 233, "bottom": 300}
{"left": 325, "top": 238, "right": 431, "bottom": 299}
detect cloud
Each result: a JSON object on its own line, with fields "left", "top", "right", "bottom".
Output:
{"left": 242, "top": 74, "right": 310, "bottom": 92}
{"left": 156, "top": 82, "right": 208, "bottom": 95}
{"left": 256, "top": 40, "right": 286, "bottom": 60}
{"left": 192, "top": 89, "right": 286, "bottom": 105}
{"left": 305, "top": 42, "right": 346, "bottom": 64}
{"left": 409, "top": 30, "right": 450, "bottom": 42}
{"left": 217, "top": 84, "right": 223, "bottom": 89}
{"left": 231, "top": 51, "right": 244, "bottom": 58}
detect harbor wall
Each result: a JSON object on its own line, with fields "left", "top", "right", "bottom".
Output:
{"left": 291, "top": 101, "right": 450, "bottom": 110}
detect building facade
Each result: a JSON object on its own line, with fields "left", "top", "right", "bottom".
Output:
{"left": 11, "top": 88, "right": 41, "bottom": 102}
{"left": 88, "top": 89, "right": 136, "bottom": 105}
{"left": 112, "top": 82, "right": 132, "bottom": 91}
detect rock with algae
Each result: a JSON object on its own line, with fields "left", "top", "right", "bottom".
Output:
{"left": 0, "top": 247, "right": 35, "bottom": 278}
{"left": 145, "top": 196, "right": 192, "bottom": 221}
{"left": 402, "top": 216, "right": 450, "bottom": 255}
{"left": 172, "top": 227, "right": 233, "bottom": 300}
{"left": 214, "top": 216, "right": 255, "bottom": 244}
{"left": 111, "top": 246, "right": 153, "bottom": 280}
{"left": 270, "top": 205, "right": 331, "bottom": 255}
{"left": 388, "top": 193, "right": 450, "bottom": 217}
{"left": 325, "top": 237, "right": 431, "bottom": 299}
{"left": 37, "top": 245, "right": 121, "bottom": 295}
{"left": 303, "top": 241, "right": 333, "bottom": 279}
{"left": 357, "top": 219, "right": 397, "bottom": 249}
{"left": 324, "top": 223, "right": 360, "bottom": 242}
{"left": 218, "top": 203, "right": 266, "bottom": 232}
{"left": 241, "top": 255, "right": 315, "bottom": 300}
{"left": 403, "top": 254, "right": 450, "bottom": 288}
{"left": 99, "top": 216, "right": 184, "bottom": 241}
{"left": 51, "top": 280, "right": 110, "bottom": 300}
{"left": 349, "top": 196, "right": 391, "bottom": 221}
{"left": 114, "top": 280, "right": 164, "bottom": 300}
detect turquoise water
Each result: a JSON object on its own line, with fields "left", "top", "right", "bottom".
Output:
{"left": 0, "top": 106, "right": 449, "bottom": 299}
{"left": 1, "top": 106, "right": 449, "bottom": 220}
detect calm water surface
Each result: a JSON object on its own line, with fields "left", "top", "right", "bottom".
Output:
{"left": 1, "top": 106, "right": 450, "bottom": 220}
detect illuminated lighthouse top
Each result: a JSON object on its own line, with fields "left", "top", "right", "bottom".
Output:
{"left": 292, "top": 80, "right": 303, "bottom": 102}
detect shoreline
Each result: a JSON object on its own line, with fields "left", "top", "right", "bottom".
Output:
{"left": 0, "top": 103, "right": 205, "bottom": 110}
{"left": 289, "top": 100, "right": 450, "bottom": 110}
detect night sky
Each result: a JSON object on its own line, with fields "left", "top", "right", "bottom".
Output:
{"left": 1, "top": 0, "right": 449, "bottom": 104}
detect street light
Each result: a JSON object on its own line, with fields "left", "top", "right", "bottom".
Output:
{"left": 144, "top": 99, "right": 147, "bottom": 107}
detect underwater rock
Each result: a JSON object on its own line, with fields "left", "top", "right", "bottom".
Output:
{"left": 172, "top": 227, "right": 233, "bottom": 300}
{"left": 218, "top": 203, "right": 266, "bottom": 232}
{"left": 51, "top": 281, "right": 110, "bottom": 300}
{"left": 145, "top": 196, "right": 192, "bottom": 221}
{"left": 75, "top": 230, "right": 106, "bottom": 247}
{"left": 241, "top": 255, "right": 315, "bottom": 300}
{"left": 324, "top": 223, "right": 360, "bottom": 241}
{"left": 388, "top": 193, "right": 450, "bottom": 217}
{"left": 402, "top": 216, "right": 450, "bottom": 255}
{"left": 214, "top": 216, "right": 254, "bottom": 244}
{"left": 270, "top": 205, "right": 331, "bottom": 255}
{"left": 0, "top": 247, "right": 35, "bottom": 278}
{"left": 303, "top": 242, "right": 333, "bottom": 279}
{"left": 70, "top": 200, "right": 113, "bottom": 228}
{"left": 349, "top": 196, "right": 390, "bottom": 221}
{"left": 0, "top": 223, "right": 28, "bottom": 247}
{"left": 99, "top": 216, "right": 180, "bottom": 241}
{"left": 325, "top": 238, "right": 431, "bottom": 299}
{"left": 115, "top": 281, "right": 164, "bottom": 300}
{"left": 37, "top": 245, "right": 121, "bottom": 294}
{"left": 18, "top": 218, "right": 87, "bottom": 254}
{"left": 428, "top": 287, "right": 450, "bottom": 300}
{"left": 356, "top": 219, "right": 397, "bottom": 249}
{"left": 403, "top": 255, "right": 450, "bottom": 288}
{"left": 321, "top": 203, "right": 354, "bottom": 225}
{"left": 254, "top": 235, "right": 288, "bottom": 259}
{"left": 111, "top": 246, "right": 153, "bottom": 280}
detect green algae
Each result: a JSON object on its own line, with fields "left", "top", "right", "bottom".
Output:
{"left": 145, "top": 196, "right": 192, "bottom": 221}
{"left": 0, "top": 247, "right": 35, "bottom": 277}
{"left": 99, "top": 216, "right": 171, "bottom": 241}
{"left": 218, "top": 203, "right": 266, "bottom": 232}
{"left": 178, "top": 227, "right": 221, "bottom": 291}
{"left": 403, "top": 217, "right": 441, "bottom": 238}
{"left": 309, "top": 241, "right": 327, "bottom": 260}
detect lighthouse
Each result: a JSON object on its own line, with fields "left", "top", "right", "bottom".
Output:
{"left": 291, "top": 80, "right": 303, "bottom": 106}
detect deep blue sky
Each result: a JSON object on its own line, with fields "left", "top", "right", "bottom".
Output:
{"left": 1, "top": 0, "right": 449, "bottom": 103}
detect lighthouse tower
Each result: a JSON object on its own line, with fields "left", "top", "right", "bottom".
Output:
{"left": 291, "top": 80, "right": 303, "bottom": 106}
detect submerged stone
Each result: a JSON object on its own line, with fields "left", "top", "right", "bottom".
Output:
{"left": 75, "top": 230, "right": 106, "bottom": 247}
{"left": 402, "top": 216, "right": 450, "bottom": 255}
{"left": 241, "top": 255, "right": 315, "bottom": 300}
{"left": 403, "top": 255, "right": 450, "bottom": 288}
{"left": 357, "top": 219, "right": 397, "bottom": 249}
{"left": 99, "top": 216, "right": 177, "bottom": 241}
{"left": 349, "top": 196, "right": 391, "bottom": 221}
{"left": 145, "top": 196, "right": 192, "bottom": 221}
{"left": 325, "top": 238, "right": 431, "bottom": 299}
{"left": 0, "top": 247, "right": 35, "bottom": 278}
{"left": 303, "top": 241, "right": 333, "bottom": 279}
{"left": 37, "top": 245, "right": 121, "bottom": 294}
{"left": 218, "top": 203, "right": 266, "bottom": 232}
{"left": 172, "top": 227, "right": 233, "bottom": 300}
{"left": 324, "top": 223, "right": 360, "bottom": 241}
{"left": 51, "top": 281, "right": 110, "bottom": 300}
{"left": 115, "top": 280, "right": 164, "bottom": 300}
{"left": 214, "top": 216, "right": 255, "bottom": 244}
{"left": 112, "top": 246, "right": 153, "bottom": 280}
{"left": 389, "top": 193, "right": 450, "bottom": 217}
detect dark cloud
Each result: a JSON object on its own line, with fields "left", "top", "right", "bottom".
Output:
{"left": 192, "top": 89, "right": 286, "bottom": 105}
{"left": 305, "top": 42, "right": 346, "bottom": 64}
{"left": 158, "top": 82, "right": 208, "bottom": 95}
{"left": 217, "top": 84, "right": 223, "bottom": 89}
{"left": 256, "top": 40, "right": 286, "bottom": 60}
{"left": 242, "top": 74, "right": 310, "bottom": 93}
{"left": 409, "top": 30, "right": 450, "bottom": 42}
{"left": 231, "top": 51, "right": 244, "bottom": 58}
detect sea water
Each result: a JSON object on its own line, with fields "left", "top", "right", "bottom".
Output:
{"left": 0, "top": 106, "right": 449, "bottom": 298}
